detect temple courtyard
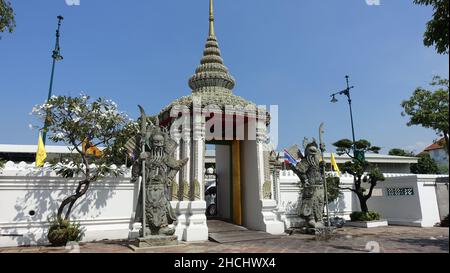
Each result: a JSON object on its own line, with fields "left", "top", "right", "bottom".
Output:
{"left": 1, "top": 226, "right": 447, "bottom": 253}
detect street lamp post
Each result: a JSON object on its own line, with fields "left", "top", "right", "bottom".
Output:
{"left": 42, "top": 15, "right": 64, "bottom": 145}
{"left": 330, "top": 75, "right": 357, "bottom": 153}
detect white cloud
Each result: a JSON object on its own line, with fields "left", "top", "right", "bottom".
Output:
{"left": 404, "top": 141, "right": 429, "bottom": 154}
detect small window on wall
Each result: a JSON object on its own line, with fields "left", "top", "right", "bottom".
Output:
{"left": 386, "top": 187, "right": 414, "bottom": 196}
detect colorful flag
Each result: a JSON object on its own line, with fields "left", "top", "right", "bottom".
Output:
{"left": 330, "top": 152, "right": 341, "bottom": 176}
{"left": 284, "top": 149, "right": 298, "bottom": 166}
{"left": 35, "top": 132, "right": 47, "bottom": 167}
{"left": 82, "top": 138, "right": 103, "bottom": 157}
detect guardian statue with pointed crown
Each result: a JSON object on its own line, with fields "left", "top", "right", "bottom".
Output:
{"left": 127, "top": 106, "right": 188, "bottom": 238}
{"left": 288, "top": 136, "right": 326, "bottom": 231}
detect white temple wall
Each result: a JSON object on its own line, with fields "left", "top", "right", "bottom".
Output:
{"left": 278, "top": 170, "right": 448, "bottom": 228}
{"left": 0, "top": 163, "right": 136, "bottom": 247}
{"left": 240, "top": 140, "right": 263, "bottom": 230}
{"left": 240, "top": 140, "right": 285, "bottom": 234}
{"left": 1, "top": 161, "right": 447, "bottom": 247}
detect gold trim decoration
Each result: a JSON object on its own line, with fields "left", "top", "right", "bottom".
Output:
{"left": 232, "top": 140, "right": 242, "bottom": 225}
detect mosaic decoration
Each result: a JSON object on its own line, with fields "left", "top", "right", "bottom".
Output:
{"left": 387, "top": 187, "right": 414, "bottom": 196}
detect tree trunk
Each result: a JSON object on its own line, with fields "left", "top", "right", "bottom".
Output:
{"left": 359, "top": 197, "right": 369, "bottom": 213}
{"left": 57, "top": 179, "right": 91, "bottom": 221}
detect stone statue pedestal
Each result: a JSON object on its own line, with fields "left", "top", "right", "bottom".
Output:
{"left": 129, "top": 235, "right": 178, "bottom": 252}
{"left": 288, "top": 226, "right": 336, "bottom": 239}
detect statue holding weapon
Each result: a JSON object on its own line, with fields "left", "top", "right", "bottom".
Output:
{"left": 288, "top": 125, "right": 326, "bottom": 231}
{"left": 127, "top": 106, "right": 188, "bottom": 237}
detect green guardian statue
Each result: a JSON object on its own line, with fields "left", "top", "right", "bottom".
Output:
{"left": 128, "top": 106, "right": 188, "bottom": 237}
{"left": 289, "top": 139, "right": 326, "bottom": 230}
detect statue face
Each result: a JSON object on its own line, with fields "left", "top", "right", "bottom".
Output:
{"left": 152, "top": 134, "right": 165, "bottom": 148}
{"left": 305, "top": 144, "right": 318, "bottom": 156}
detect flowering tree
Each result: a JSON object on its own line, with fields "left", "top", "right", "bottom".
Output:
{"left": 32, "top": 94, "right": 130, "bottom": 222}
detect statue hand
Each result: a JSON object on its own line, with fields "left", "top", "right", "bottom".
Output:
{"left": 140, "top": 152, "right": 148, "bottom": 160}
{"left": 320, "top": 143, "right": 325, "bottom": 151}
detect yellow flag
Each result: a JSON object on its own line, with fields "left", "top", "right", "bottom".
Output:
{"left": 36, "top": 133, "right": 47, "bottom": 167}
{"left": 331, "top": 153, "right": 341, "bottom": 176}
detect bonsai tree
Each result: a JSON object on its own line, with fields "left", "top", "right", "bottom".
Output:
{"left": 333, "top": 139, "right": 385, "bottom": 215}
{"left": 32, "top": 94, "right": 129, "bottom": 245}
{"left": 325, "top": 176, "right": 341, "bottom": 204}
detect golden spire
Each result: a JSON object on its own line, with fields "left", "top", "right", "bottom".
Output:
{"left": 209, "top": 0, "right": 215, "bottom": 37}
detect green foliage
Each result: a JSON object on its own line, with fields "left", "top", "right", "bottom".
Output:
{"left": 402, "top": 76, "right": 449, "bottom": 153}
{"left": 342, "top": 160, "right": 368, "bottom": 178}
{"left": 333, "top": 139, "right": 353, "bottom": 155}
{"left": 47, "top": 216, "right": 84, "bottom": 246}
{"left": 367, "top": 168, "right": 386, "bottom": 183}
{"left": 350, "top": 211, "right": 381, "bottom": 222}
{"left": 388, "top": 148, "right": 416, "bottom": 157}
{"left": 354, "top": 139, "right": 371, "bottom": 151}
{"left": 326, "top": 176, "right": 341, "bottom": 203}
{"left": 0, "top": 158, "right": 5, "bottom": 169}
{"left": 333, "top": 138, "right": 381, "bottom": 159}
{"left": 0, "top": 0, "right": 15, "bottom": 38}
{"left": 333, "top": 139, "right": 385, "bottom": 212}
{"left": 413, "top": 0, "right": 449, "bottom": 54}
{"left": 437, "top": 163, "right": 449, "bottom": 174}
{"left": 411, "top": 153, "right": 440, "bottom": 174}
{"left": 32, "top": 94, "right": 132, "bottom": 221}
{"left": 31, "top": 94, "right": 129, "bottom": 179}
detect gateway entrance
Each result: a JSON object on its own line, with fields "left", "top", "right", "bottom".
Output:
{"left": 154, "top": 0, "right": 285, "bottom": 241}
{"left": 206, "top": 141, "right": 242, "bottom": 225}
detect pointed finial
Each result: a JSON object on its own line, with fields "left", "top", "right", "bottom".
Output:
{"left": 209, "top": 0, "right": 215, "bottom": 37}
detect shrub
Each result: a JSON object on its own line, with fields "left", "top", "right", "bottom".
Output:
{"left": 47, "top": 216, "right": 84, "bottom": 246}
{"left": 441, "top": 215, "right": 449, "bottom": 227}
{"left": 350, "top": 211, "right": 380, "bottom": 222}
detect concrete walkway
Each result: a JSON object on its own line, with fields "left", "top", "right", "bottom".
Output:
{"left": 0, "top": 226, "right": 448, "bottom": 253}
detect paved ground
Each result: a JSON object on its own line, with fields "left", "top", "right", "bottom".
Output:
{"left": 0, "top": 226, "right": 448, "bottom": 253}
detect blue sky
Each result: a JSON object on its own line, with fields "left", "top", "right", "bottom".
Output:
{"left": 0, "top": 0, "right": 448, "bottom": 154}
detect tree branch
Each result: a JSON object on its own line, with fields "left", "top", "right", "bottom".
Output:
{"left": 339, "top": 186, "right": 356, "bottom": 193}
{"left": 364, "top": 180, "right": 377, "bottom": 200}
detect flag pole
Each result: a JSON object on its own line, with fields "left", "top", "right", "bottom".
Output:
{"left": 138, "top": 106, "right": 147, "bottom": 238}
{"left": 42, "top": 15, "right": 64, "bottom": 145}
{"left": 319, "top": 123, "right": 331, "bottom": 228}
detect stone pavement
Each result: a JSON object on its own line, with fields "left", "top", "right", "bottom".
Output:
{"left": 0, "top": 226, "right": 448, "bottom": 253}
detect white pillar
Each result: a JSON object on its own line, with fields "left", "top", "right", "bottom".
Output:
{"left": 183, "top": 100, "right": 208, "bottom": 241}
{"left": 256, "top": 118, "right": 285, "bottom": 234}
{"left": 174, "top": 201, "right": 189, "bottom": 240}
{"left": 180, "top": 131, "right": 191, "bottom": 201}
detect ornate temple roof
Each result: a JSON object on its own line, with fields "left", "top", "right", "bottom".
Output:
{"left": 160, "top": 0, "right": 255, "bottom": 115}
